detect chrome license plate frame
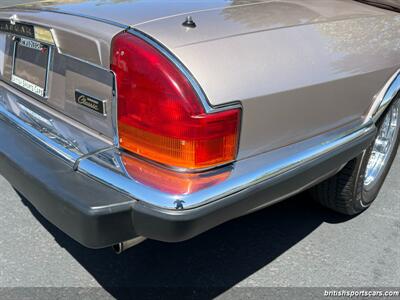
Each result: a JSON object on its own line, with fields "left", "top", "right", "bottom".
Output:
{"left": 10, "top": 37, "right": 52, "bottom": 98}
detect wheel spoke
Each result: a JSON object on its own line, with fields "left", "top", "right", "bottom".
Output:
{"left": 364, "top": 100, "right": 400, "bottom": 191}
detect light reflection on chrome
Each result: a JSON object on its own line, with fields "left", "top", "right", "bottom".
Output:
{"left": 121, "top": 154, "right": 232, "bottom": 197}
{"left": 364, "top": 99, "right": 400, "bottom": 190}
{"left": 0, "top": 84, "right": 110, "bottom": 158}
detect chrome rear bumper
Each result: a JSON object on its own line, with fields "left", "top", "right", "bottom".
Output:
{"left": 0, "top": 82, "right": 377, "bottom": 247}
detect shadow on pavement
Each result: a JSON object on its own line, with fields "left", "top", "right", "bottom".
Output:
{"left": 19, "top": 192, "right": 351, "bottom": 299}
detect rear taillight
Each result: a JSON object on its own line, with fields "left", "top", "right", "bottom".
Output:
{"left": 111, "top": 32, "right": 241, "bottom": 170}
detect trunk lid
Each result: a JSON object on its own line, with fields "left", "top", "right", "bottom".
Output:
{"left": 0, "top": 0, "right": 388, "bottom": 142}
{"left": 12, "top": 0, "right": 385, "bottom": 49}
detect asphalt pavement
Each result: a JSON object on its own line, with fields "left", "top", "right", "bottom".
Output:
{"left": 0, "top": 153, "right": 399, "bottom": 299}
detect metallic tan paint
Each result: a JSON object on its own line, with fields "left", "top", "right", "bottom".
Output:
{"left": 2, "top": 0, "right": 400, "bottom": 159}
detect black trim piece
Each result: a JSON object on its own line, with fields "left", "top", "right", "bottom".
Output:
{"left": 354, "top": 0, "right": 400, "bottom": 13}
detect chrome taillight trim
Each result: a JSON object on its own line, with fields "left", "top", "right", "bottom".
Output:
{"left": 127, "top": 29, "right": 242, "bottom": 114}
{"left": 111, "top": 29, "right": 243, "bottom": 172}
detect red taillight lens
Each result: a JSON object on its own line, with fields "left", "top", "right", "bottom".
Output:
{"left": 111, "top": 32, "right": 240, "bottom": 170}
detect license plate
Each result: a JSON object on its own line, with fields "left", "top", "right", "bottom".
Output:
{"left": 11, "top": 37, "right": 51, "bottom": 98}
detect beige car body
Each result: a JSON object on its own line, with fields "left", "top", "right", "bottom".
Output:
{"left": 0, "top": 0, "right": 399, "bottom": 248}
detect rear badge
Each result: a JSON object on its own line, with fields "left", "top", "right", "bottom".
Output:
{"left": 0, "top": 18, "right": 54, "bottom": 44}
{"left": 75, "top": 91, "right": 107, "bottom": 116}
{"left": 0, "top": 20, "right": 35, "bottom": 39}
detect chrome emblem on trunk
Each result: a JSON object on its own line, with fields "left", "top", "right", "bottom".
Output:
{"left": 0, "top": 20, "right": 34, "bottom": 39}
{"left": 75, "top": 91, "right": 107, "bottom": 116}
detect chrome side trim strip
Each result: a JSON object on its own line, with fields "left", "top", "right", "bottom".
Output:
{"left": 77, "top": 120, "right": 376, "bottom": 210}
{"left": 369, "top": 69, "right": 400, "bottom": 123}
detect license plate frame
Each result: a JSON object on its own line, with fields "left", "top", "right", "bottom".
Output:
{"left": 10, "top": 37, "right": 52, "bottom": 98}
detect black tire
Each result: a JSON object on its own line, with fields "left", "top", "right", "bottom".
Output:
{"left": 312, "top": 99, "right": 400, "bottom": 215}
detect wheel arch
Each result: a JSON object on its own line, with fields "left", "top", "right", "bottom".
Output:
{"left": 368, "top": 69, "right": 400, "bottom": 124}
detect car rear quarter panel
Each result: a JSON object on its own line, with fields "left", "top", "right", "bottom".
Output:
{"left": 2, "top": 1, "right": 400, "bottom": 161}
{"left": 138, "top": 12, "right": 400, "bottom": 159}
